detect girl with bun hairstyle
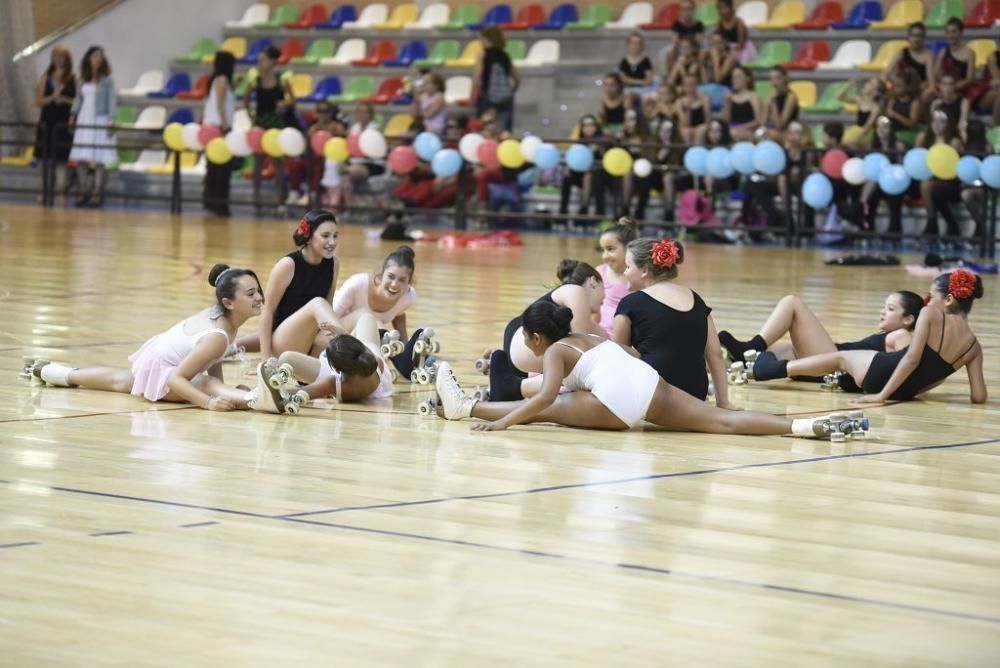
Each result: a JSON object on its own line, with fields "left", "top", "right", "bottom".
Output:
{"left": 21, "top": 265, "right": 290, "bottom": 412}
{"left": 737, "top": 271, "right": 987, "bottom": 404}
{"left": 596, "top": 218, "right": 638, "bottom": 337}
{"left": 434, "top": 300, "right": 867, "bottom": 438}
{"left": 613, "top": 238, "right": 733, "bottom": 407}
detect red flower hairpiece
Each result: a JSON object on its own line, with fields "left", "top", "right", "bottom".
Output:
{"left": 651, "top": 239, "right": 680, "bottom": 270}
{"left": 296, "top": 218, "right": 311, "bottom": 241}
{"left": 949, "top": 269, "right": 976, "bottom": 300}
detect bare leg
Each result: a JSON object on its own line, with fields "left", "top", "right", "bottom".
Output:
{"left": 271, "top": 297, "right": 345, "bottom": 356}
{"left": 644, "top": 381, "right": 792, "bottom": 435}
{"left": 471, "top": 391, "right": 630, "bottom": 430}
{"left": 278, "top": 351, "right": 321, "bottom": 383}
{"left": 235, "top": 333, "right": 260, "bottom": 353}
{"left": 67, "top": 366, "right": 134, "bottom": 393}
{"left": 351, "top": 313, "right": 381, "bottom": 349}
{"left": 188, "top": 376, "right": 251, "bottom": 409}
{"left": 786, "top": 350, "right": 878, "bottom": 387}
{"left": 759, "top": 295, "right": 838, "bottom": 357}
{"left": 769, "top": 341, "right": 797, "bottom": 361}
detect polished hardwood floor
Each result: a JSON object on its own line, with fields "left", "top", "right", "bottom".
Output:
{"left": 1, "top": 204, "right": 998, "bottom": 666}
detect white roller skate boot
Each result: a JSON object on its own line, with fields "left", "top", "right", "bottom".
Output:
{"left": 247, "top": 360, "right": 290, "bottom": 414}
{"left": 792, "top": 411, "right": 870, "bottom": 441}
{"left": 434, "top": 362, "right": 477, "bottom": 420}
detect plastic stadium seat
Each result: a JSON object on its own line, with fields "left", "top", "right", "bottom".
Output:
{"left": 148, "top": 73, "right": 190, "bottom": 99}
{"left": 363, "top": 77, "right": 404, "bottom": 104}
{"left": 785, "top": 41, "right": 831, "bottom": 70}
{"left": 444, "top": 76, "right": 472, "bottom": 105}
{"left": 258, "top": 4, "right": 298, "bottom": 28}
{"left": 384, "top": 113, "right": 414, "bottom": 137}
{"left": 384, "top": 41, "right": 427, "bottom": 67}
{"left": 119, "top": 149, "right": 167, "bottom": 173}
{"left": 535, "top": 4, "right": 578, "bottom": 30}
{"left": 316, "top": 5, "right": 357, "bottom": 30}
{"left": 926, "top": 0, "right": 965, "bottom": 27}
{"left": 115, "top": 105, "right": 138, "bottom": 126}
{"left": 439, "top": 5, "right": 480, "bottom": 30}
{"left": 468, "top": 5, "right": 514, "bottom": 31}
{"left": 515, "top": 39, "right": 560, "bottom": 67}
{"left": 501, "top": 4, "right": 546, "bottom": 30}
{"left": 858, "top": 40, "right": 906, "bottom": 71}
{"left": 177, "top": 74, "right": 211, "bottom": 100}
{"left": 167, "top": 108, "right": 195, "bottom": 125}
{"left": 176, "top": 38, "right": 215, "bottom": 63}
{"left": 119, "top": 70, "right": 163, "bottom": 96}
{"left": 843, "top": 125, "right": 866, "bottom": 145}
{"left": 606, "top": 2, "right": 653, "bottom": 29}
{"left": 375, "top": 3, "right": 419, "bottom": 29}
{"left": 793, "top": 1, "right": 843, "bottom": 29}
{"left": 343, "top": 4, "right": 389, "bottom": 30}
{"left": 277, "top": 39, "right": 305, "bottom": 65}
{"left": 832, "top": 1, "right": 882, "bottom": 29}
{"left": 406, "top": 3, "right": 449, "bottom": 29}
{"left": 149, "top": 151, "right": 198, "bottom": 175}
{"left": 505, "top": 40, "right": 527, "bottom": 61}
{"left": 299, "top": 76, "right": 342, "bottom": 103}
{"left": 746, "top": 40, "right": 792, "bottom": 69}
{"left": 286, "top": 74, "right": 311, "bottom": 100}
{"left": 133, "top": 106, "right": 166, "bottom": 130}
{"left": 788, "top": 81, "right": 816, "bottom": 107}
{"left": 756, "top": 1, "right": 805, "bottom": 29}
{"left": 227, "top": 3, "right": 268, "bottom": 28}
{"left": 211, "top": 37, "right": 247, "bottom": 62}
{"left": 640, "top": 4, "right": 679, "bottom": 30}
{"left": 737, "top": 1, "right": 769, "bottom": 28}
{"left": 286, "top": 4, "right": 328, "bottom": 29}
{"left": 414, "top": 40, "right": 460, "bottom": 67}
{"left": 698, "top": 83, "right": 728, "bottom": 112}
{"left": 321, "top": 39, "right": 367, "bottom": 66}
{"left": 329, "top": 77, "right": 375, "bottom": 104}
{"left": 929, "top": 40, "right": 948, "bottom": 56}
{"left": 966, "top": 0, "right": 1000, "bottom": 27}
{"left": 445, "top": 41, "right": 484, "bottom": 68}
{"left": 0, "top": 145, "right": 34, "bottom": 167}
{"left": 870, "top": 1, "right": 923, "bottom": 30}
{"left": 969, "top": 39, "right": 998, "bottom": 68}
{"left": 352, "top": 40, "right": 397, "bottom": 66}
{"left": 803, "top": 81, "right": 848, "bottom": 112}
{"left": 293, "top": 39, "right": 335, "bottom": 66}
{"left": 239, "top": 39, "right": 271, "bottom": 65}
{"left": 816, "top": 40, "right": 872, "bottom": 71}
{"left": 567, "top": 3, "right": 613, "bottom": 30}
{"left": 988, "top": 126, "right": 1000, "bottom": 152}
{"left": 754, "top": 80, "right": 773, "bottom": 102}
{"left": 695, "top": 2, "right": 720, "bottom": 27}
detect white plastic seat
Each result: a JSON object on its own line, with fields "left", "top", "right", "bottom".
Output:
{"left": 444, "top": 76, "right": 471, "bottom": 105}
{"left": 404, "top": 3, "right": 450, "bottom": 30}
{"left": 342, "top": 4, "right": 389, "bottom": 30}
{"left": 226, "top": 3, "right": 269, "bottom": 27}
{"left": 605, "top": 2, "right": 653, "bottom": 28}
{"left": 133, "top": 106, "right": 166, "bottom": 130}
{"left": 736, "top": 1, "right": 769, "bottom": 28}
{"left": 515, "top": 40, "right": 560, "bottom": 67}
{"left": 182, "top": 154, "right": 207, "bottom": 176}
{"left": 119, "top": 70, "right": 164, "bottom": 96}
{"left": 232, "top": 109, "right": 252, "bottom": 133}
{"left": 816, "top": 40, "right": 873, "bottom": 70}
{"left": 320, "top": 39, "right": 367, "bottom": 66}
{"left": 119, "top": 149, "right": 167, "bottom": 172}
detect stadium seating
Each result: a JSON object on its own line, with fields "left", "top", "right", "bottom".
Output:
{"left": 695, "top": 2, "right": 719, "bottom": 26}
{"left": 148, "top": 73, "right": 190, "bottom": 99}
{"left": 364, "top": 77, "right": 405, "bottom": 104}
{"left": 969, "top": 39, "right": 998, "bottom": 67}
{"left": 606, "top": 2, "right": 652, "bottom": 29}
{"left": 120, "top": 70, "right": 164, "bottom": 97}
{"left": 299, "top": 76, "right": 342, "bottom": 103}
{"left": 445, "top": 41, "right": 483, "bottom": 68}
{"left": 212, "top": 37, "right": 247, "bottom": 62}
{"left": 788, "top": 81, "right": 816, "bottom": 107}
{"left": 737, "top": 1, "right": 769, "bottom": 28}
{"left": 176, "top": 38, "right": 216, "bottom": 63}
{"left": 292, "top": 39, "right": 335, "bottom": 66}
{"left": 803, "top": 81, "right": 848, "bottom": 112}
{"left": 384, "top": 113, "right": 414, "bottom": 137}
{"left": 566, "top": 3, "right": 613, "bottom": 30}
{"left": 290, "top": 74, "right": 313, "bottom": 99}
{"left": 501, "top": 4, "right": 546, "bottom": 30}
{"left": 276, "top": 39, "right": 305, "bottom": 65}
{"left": 257, "top": 4, "right": 297, "bottom": 29}
{"left": 316, "top": 6, "right": 357, "bottom": 30}
{"left": 746, "top": 41, "right": 792, "bottom": 69}
{"left": 343, "top": 5, "right": 389, "bottom": 30}
{"left": 177, "top": 74, "right": 211, "bottom": 100}
{"left": 640, "top": 4, "right": 679, "bottom": 29}
{"left": 785, "top": 41, "right": 831, "bottom": 70}
{"left": 226, "top": 4, "right": 268, "bottom": 28}
{"left": 328, "top": 77, "right": 374, "bottom": 104}
{"left": 285, "top": 4, "right": 327, "bottom": 29}
{"left": 869, "top": 0, "right": 923, "bottom": 30}
{"left": 383, "top": 41, "right": 428, "bottom": 67}
{"left": 133, "top": 106, "right": 166, "bottom": 130}
{"left": 816, "top": 40, "right": 872, "bottom": 71}
{"left": 926, "top": 0, "right": 964, "bottom": 27}
{"left": 414, "top": 40, "right": 460, "bottom": 67}
{"left": 831, "top": 1, "right": 882, "bottom": 29}
{"left": 756, "top": 1, "right": 805, "bottom": 29}
{"left": 444, "top": 76, "right": 472, "bottom": 105}
{"left": 439, "top": 5, "right": 480, "bottom": 30}
{"left": 321, "top": 39, "right": 367, "bottom": 66}
{"left": 535, "top": 4, "right": 578, "bottom": 30}
{"left": 505, "top": 40, "right": 527, "bottom": 61}
{"left": 793, "top": 1, "right": 843, "bottom": 29}
{"left": 352, "top": 40, "right": 397, "bottom": 67}
{"left": 965, "top": 0, "right": 1000, "bottom": 27}
{"left": 515, "top": 39, "right": 559, "bottom": 67}
{"left": 375, "top": 3, "right": 419, "bottom": 30}
{"left": 406, "top": 3, "right": 449, "bottom": 30}
{"left": 858, "top": 40, "right": 907, "bottom": 72}
{"left": 468, "top": 5, "right": 514, "bottom": 31}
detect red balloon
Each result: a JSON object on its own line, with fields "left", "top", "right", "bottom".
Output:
{"left": 310, "top": 130, "right": 332, "bottom": 156}
{"left": 198, "top": 124, "right": 222, "bottom": 147}
{"left": 821, "top": 149, "right": 849, "bottom": 180}
{"left": 247, "top": 127, "right": 265, "bottom": 154}
{"left": 347, "top": 133, "right": 362, "bottom": 158}
{"left": 388, "top": 145, "right": 418, "bottom": 174}
{"left": 477, "top": 139, "right": 500, "bottom": 168}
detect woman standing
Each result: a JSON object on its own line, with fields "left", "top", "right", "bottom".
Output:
{"left": 34, "top": 46, "right": 76, "bottom": 202}
{"left": 69, "top": 45, "right": 116, "bottom": 207}
{"left": 246, "top": 45, "right": 296, "bottom": 212}
{"left": 473, "top": 26, "right": 519, "bottom": 132}
{"left": 202, "top": 51, "right": 237, "bottom": 217}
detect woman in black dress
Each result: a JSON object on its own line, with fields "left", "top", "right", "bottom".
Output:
{"left": 35, "top": 46, "right": 76, "bottom": 200}
{"left": 245, "top": 45, "right": 296, "bottom": 211}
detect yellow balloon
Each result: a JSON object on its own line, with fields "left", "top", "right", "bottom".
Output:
{"left": 162, "top": 122, "right": 185, "bottom": 152}
{"left": 927, "top": 143, "right": 959, "bottom": 180}
{"left": 262, "top": 128, "right": 284, "bottom": 158}
{"left": 324, "top": 136, "right": 349, "bottom": 163}
{"left": 205, "top": 137, "right": 232, "bottom": 165}
{"left": 497, "top": 138, "right": 525, "bottom": 169}
{"left": 602, "top": 147, "right": 633, "bottom": 177}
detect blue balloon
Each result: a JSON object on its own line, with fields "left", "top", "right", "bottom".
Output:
{"left": 414, "top": 132, "right": 442, "bottom": 162}
{"left": 707, "top": 147, "right": 734, "bottom": 178}
{"left": 802, "top": 172, "right": 833, "bottom": 209}
{"left": 683, "top": 146, "right": 709, "bottom": 176}
{"left": 752, "top": 141, "right": 786, "bottom": 176}
{"left": 430, "top": 148, "right": 462, "bottom": 178}
{"left": 957, "top": 156, "right": 981, "bottom": 185}
{"left": 730, "top": 141, "right": 756, "bottom": 175}
{"left": 878, "top": 164, "right": 911, "bottom": 195}
{"left": 980, "top": 155, "right": 1000, "bottom": 188}
{"left": 565, "top": 144, "right": 594, "bottom": 172}
{"left": 534, "top": 143, "right": 560, "bottom": 170}
{"left": 862, "top": 153, "right": 890, "bottom": 181}
{"left": 903, "top": 148, "right": 933, "bottom": 181}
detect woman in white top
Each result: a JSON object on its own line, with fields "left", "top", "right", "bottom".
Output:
{"left": 69, "top": 45, "right": 116, "bottom": 207}
{"left": 203, "top": 51, "right": 237, "bottom": 217}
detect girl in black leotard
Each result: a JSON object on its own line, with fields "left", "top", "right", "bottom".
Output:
{"left": 676, "top": 71, "right": 711, "bottom": 144}
{"left": 888, "top": 22, "right": 934, "bottom": 100}
{"left": 740, "top": 271, "right": 986, "bottom": 404}
{"left": 716, "top": 0, "right": 753, "bottom": 63}
{"left": 762, "top": 65, "right": 799, "bottom": 137}
{"left": 246, "top": 46, "right": 296, "bottom": 210}
{"left": 723, "top": 66, "right": 760, "bottom": 141}
{"left": 861, "top": 116, "right": 913, "bottom": 235}
{"left": 666, "top": 37, "right": 705, "bottom": 89}
{"left": 837, "top": 78, "right": 886, "bottom": 145}
{"left": 918, "top": 109, "right": 965, "bottom": 240}
{"left": 705, "top": 30, "right": 736, "bottom": 87}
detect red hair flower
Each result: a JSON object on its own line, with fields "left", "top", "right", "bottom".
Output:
{"left": 651, "top": 239, "right": 679, "bottom": 270}
{"left": 949, "top": 269, "right": 976, "bottom": 300}
{"left": 296, "top": 218, "right": 311, "bottom": 240}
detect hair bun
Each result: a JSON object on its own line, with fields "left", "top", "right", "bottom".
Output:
{"left": 552, "top": 305, "right": 574, "bottom": 330}
{"left": 208, "top": 263, "right": 231, "bottom": 287}
{"left": 556, "top": 259, "right": 580, "bottom": 283}
{"left": 396, "top": 245, "right": 415, "bottom": 261}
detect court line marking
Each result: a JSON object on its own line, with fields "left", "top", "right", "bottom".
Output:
{"left": 0, "top": 405, "right": 197, "bottom": 424}
{"left": 279, "top": 437, "right": 1000, "bottom": 518}
{"left": 0, "top": 542, "right": 41, "bottom": 549}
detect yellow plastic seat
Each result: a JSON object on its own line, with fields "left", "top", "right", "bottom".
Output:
{"left": 755, "top": 1, "right": 805, "bottom": 29}
{"left": 969, "top": 39, "right": 998, "bottom": 68}
{"left": 375, "top": 3, "right": 418, "bottom": 29}
{"left": 290, "top": 73, "right": 313, "bottom": 99}
{"left": 203, "top": 37, "right": 247, "bottom": 62}
{"left": 148, "top": 152, "right": 197, "bottom": 175}
{"left": 444, "top": 41, "right": 483, "bottom": 68}
{"left": 384, "top": 113, "right": 414, "bottom": 138}
{"left": 0, "top": 146, "right": 34, "bottom": 166}
{"left": 858, "top": 40, "right": 907, "bottom": 72}
{"left": 870, "top": 0, "right": 923, "bottom": 29}
{"left": 843, "top": 125, "right": 867, "bottom": 144}
{"left": 789, "top": 81, "right": 816, "bottom": 108}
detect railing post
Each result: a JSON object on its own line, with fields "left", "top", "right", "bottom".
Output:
{"left": 170, "top": 150, "right": 182, "bottom": 214}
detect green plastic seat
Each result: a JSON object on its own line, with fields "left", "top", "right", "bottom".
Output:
{"left": 414, "top": 40, "right": 460, "bottom": 67}
{"left": 116, "top": 147, "right": 137, "bottom": 165}
{"left": 258, "top": 4, "right": 298, "bottom": 28}
{"left": 115, "top": 105, "right": 138, "bottom": 126}
{"left": 328, "top": 76, "right": 374, "bottom": 104}
{"left": 754, "top": 80, "right": 774, "bottom": 102}
{"left": 803, "top": 82, "right": 848, "bottom": 113}
{"left": 695, "top": 2, "right": 720, "bottom": 27}
{"left": 176, "top": 37, "right": 216, "bottom": 63}
{"left": 438, "top": 5, "right": 480, "bottom": 30}
{"left": 505, "top": 40, "right": 526, "bottom": 61}
{"left": 925, "top": 0, "right": 964, "bottom": 27}
{"left": 566, "top": 3, "right": 613, "bottom": 29}
{"left": 894, "top": 127, "right": 922, "bottom": 147}
{"left": 292, "top": 38, "right": 335, "bottom": 66}
{"left": 987, "top": 126, "right": 1000, "bottom": 153}
{"left": 746, "top": 40, "right": 792, "bottom": 69}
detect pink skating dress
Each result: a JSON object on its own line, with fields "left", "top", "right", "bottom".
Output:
{"left": 127, "top": 318, "right": 232, "bottom": 401}
{"left": 598, "top": 263, "right": 631, "bottom": 337}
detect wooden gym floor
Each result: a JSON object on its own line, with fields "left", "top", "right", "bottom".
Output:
{"left": 1, "top": 204, "right": 998, "bottom": 666}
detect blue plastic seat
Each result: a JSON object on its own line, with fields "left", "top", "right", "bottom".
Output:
{"left": 316, "top": 5, "right": 358, "bottom": 29}
{"left": 383, "top": 41, "right": 428, "bottom": 67}
{"left": 698, "top": 83, "right": 730, "bottom": 112}
{"left": 299, "top": 76, "right": 342, "bottom": 103}
{"left": 929, "top": 40, "right": 948, "bottom": 56}
{"left": 240, "top": 38, "right": 273, "bottom": 64}
{"left": 831, "top": 1, "right": 883, "bottom": 29}
{"left": 148, "top": 73, "right": 191, "bottom": 99}
{"left": 534, "top": 3, "right": 579, "bottom": 30}
{"left": 167, "top": 108, "right": 195, "bottom": 125}
{"left": 467, "top": 4, "right": 513, "bottom": 30}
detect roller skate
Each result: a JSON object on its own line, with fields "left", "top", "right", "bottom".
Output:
{"left": 247, "top": 360, "right": 290, "bottom": 414}
{"left": 473, "top": 349, "right": 494, "bottom": 375}
{"left": 793, "top": 411, "right": 870, "bottom": 441}
{"left": 266, "top": 358, "right": 295, "bottom": 390}
{"left": 471, "top": 386, "right": 490, "bottom": 402}
{"left": 284, "top": 389, "right": 310, "bottom": 415}
{"left": 19, "top": 357, "right": 49, "bottom": 382}
{"left": 410, "top": 355, "right": 439, "bottom": 385}
{"left": 413, "top": 327, "right": 440, "bottom": 356}
{"left": 821, "top": 372, "right": 845, "bottom": 392}
{"left": 20, "top": 358, "right": 77, "bottom": 386}
{"left": 380, "top": 330, "right": 405, "bottom": 357}
{"left": 417, "top": 397, "right": 439, "bottom": 416}
{"left": 726, "top": 350, "right": 758, "bottom": 385}
{"left": 433, "top": 362, "right": 477, "bottom": 420}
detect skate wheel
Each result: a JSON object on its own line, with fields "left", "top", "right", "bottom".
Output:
{"left": 285, "top": 402, "right": 299, "bottom": 415}
{"left": 380, "top": 344, "right": 393, "bottom": 356}
{"left": 417, "top": 369, "right": 430, "bottom": 384}
{"left": 830, "top": 432, "right": 847, "bottom": 443}
{"left": 431, "top": 341, "right": 441, "bottom": 354}
{"left": 390, "top": 368, "right": 400, "bottom": 382}
{"left": 418, "top": 400, "right": 434, "bottom": 416}
{"left": 414, "top": 341, "right": 427, "bottom": 355}
{"left": 422, "top": 327, "right": 435, "bottom": 338}
{"left": 410, "top": 370, "right": 421, "bottom": 383}
{"left": 389, "top": 330, "right": 401, "bottom": 341}
{"left": 268, "top": 372, "right": 285, "bottom": 390}
{"left": 393, "top": 342, "right": 405, "bottom": 356}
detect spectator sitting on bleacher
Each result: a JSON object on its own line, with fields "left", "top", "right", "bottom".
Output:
{"left": 412, "top": 72, "right": 447, "bottom": 136}
{"left": 762, "top": 66, "right": 799, "bottom": 138}
{"left": 838, "top": 78, "right": 886, "bottom": 147}
{"left": 705, "top": 30, "right": 736, "bottom": 87}
{"left": 620, "top": 107, "right": 655, "bottom": 218}
{"left": 918, "top": 109, "right": 966, "bottom": 242}
{"left": 933, "top": 18, "right": 975, "bottom": 98}
{"left": 676, "top": 72, "right": 711, "bottom": 144}
{"left": 717, "top": 0, "right": 755, "bottom": 64}
{"left": 642, "top": 117, "right": 685, "bottom": 223}
{"left": 970, "top": 39, "right": 999, "bottom": 124}
{"left": 654, "top": 83, "right": 680, "bottom": 128}
{"left": 741, "top": 121, "right": 809, "bottom": 232}
{"left": 722, "top": 66, "right": 760, "bottom": 141}
{"left": 931, "top": 74, "right": 970, "bottom": 140}
{"left": 343, "top": 103, "right": 388, "bottom": 201}
{"left": 559, "top": 114, "right": 609, "bottom": 225}
{"left": 669, "top": 0, "right": 705, "bottom": 68}
{"left": 290, "top": 102, "right": 346, "bottom": 210}
{"left": 702, "top": 119, "right": 739, "bottom": 198}
{"left": 666, "top": 37, "right": 705, "bottom": 89}
{"left": 887, "top": 22, "right": 935, "bottom": 103}
{"left": 957, "top": 120, "right": 988, "bottom": 237}
{"left": 619, "top": 32, "right": 654, "bottom": 88}
{"left": 861, "top": 116, "right": 908, "bottom": 236}
{"left": 885, "top": 70, "right": 924, "bottom": 143}
{"left": 599, "top": 72, "right": 629, "bottom": 129}
{"left": 245, "top": 45, "right": 296, "bottom": 212}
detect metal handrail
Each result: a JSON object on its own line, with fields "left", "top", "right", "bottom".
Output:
{"left": 11, "top": 0, "right": 129, "bottom": 63}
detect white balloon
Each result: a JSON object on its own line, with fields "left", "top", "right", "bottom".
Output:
{"left": 225, "top": 130, "right": 252, "bottom": 157}
{"left": 181, "top": 122, "right": 203, "bottom": 151}
{"left": 633, "top": 158, "right": 653, "bottom": 178}
{"left": 278, "top": 128, "right": 306, "bottom": 157}
{"left": 459, "top": 133, "right": 484, "bottom": 163}
{"left": 359, "top": 128, "right": 387, "bottom": 159}
{"left": 520, "top": 135, "right": 542, "bottom": 162}
{"left": 842, "top": 157, "right": 866, "bottom": 186}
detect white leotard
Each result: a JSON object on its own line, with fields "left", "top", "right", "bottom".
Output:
{"left": 317, "top": 340, "right": 393, "bottom": 400}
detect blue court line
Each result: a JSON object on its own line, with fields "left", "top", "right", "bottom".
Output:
{"left": 278, "top": 437, "right": 1000, "bottom": 519}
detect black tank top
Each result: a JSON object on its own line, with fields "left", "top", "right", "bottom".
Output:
{"left": 857, "top": 109, "right": 872, "bottom": 127}
{"left": 271, "top": 250, "right": 335, "bottom": 330}
{"left": 615, "top": 289, "right": 712, "bottom": 400}
{"left": 686, "top": 100, "right": 706, "bottom": 126}
{"left": 255, "top": 74, "right": 286, "bottom": 129}
{"left": 602, "top": 100, "right": 625, "bottom": 125}
{"left": 941, "top": 48, "right": 969, "bottom": 81}
{"left": 772, "top": 91, "right": 799, "bottom": 124}
{"left": 836, "top": 332, "right": 888, "bottom": 352}
{"left": 936, "top": 97, "right": 963, "bottom": 125}
{"left": 730, "top": 98, "right": 755, "bottom": 124}
{"left": 891, "top": 97, "right": 914, "bottom": 131}
{"left": 718, "top": 21, "right": 740, "bottom": 43}
{"left": 900, "top": 48, "right": 928, "bottom": 82}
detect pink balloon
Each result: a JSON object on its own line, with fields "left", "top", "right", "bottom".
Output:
{"left": 198, "top": 124, "right": 222, "bottom": 147}
{"left": 388, "top": 145, "right": 418, "bottom": 174}
{"left": 347, "top": 133, "right": 362, "bottom": 158}
{"left": 247, "top": 127, "right": 265, "bottom": 154}
{"left": 822, "top": 149, "right": 849, "bottom": 180}
{"left": 477, "top": 139, "right": 500, "bottom": 168}
{"left": 310, "top": 130, "right": 332, "bottom": 156}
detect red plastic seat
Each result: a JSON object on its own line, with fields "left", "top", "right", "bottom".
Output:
{"left": 177, "top": 74, "right": 211, "bottom": 100}
{"left": 793, "top": 1, "right": 844, "bottom": 29}
{"left": 640, "top": 4, "right": 680, "bottom": 30}
{"left": 351, "top": 40, "right": 398, "bottom": 66}
{"left": 286, "top": 4, "right": 328, "bottom": 29}
{"left": 501, "top": 4, "right": 545, "bottom": 29}
{"left": 277, "top": 39, "right": 305, "bottom": 65}
{"left": 363, "top": 77, "right": 404, "bottom": 104}
{"left": 784, "top": 41, "right": 832, "bottom": 69}
{"left": 965, "top": 0, "right": 1000, "bottom": 27}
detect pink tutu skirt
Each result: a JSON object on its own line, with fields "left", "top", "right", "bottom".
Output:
{"left": 128, "top": 334, "right": 176, "bottom": 402}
